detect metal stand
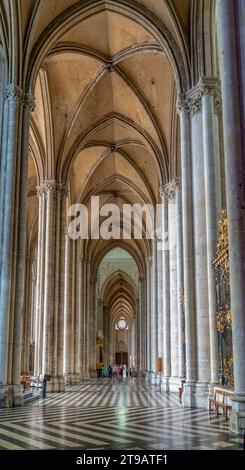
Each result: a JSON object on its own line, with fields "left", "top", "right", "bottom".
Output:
{"left": 41, "top": 380, "right": 47, "bottom": 399}
{"left": 40, "top": 374, "right": 51, "bottom": 399}
{"left": 240, "top": 428, "right": 245, "bottom": 451}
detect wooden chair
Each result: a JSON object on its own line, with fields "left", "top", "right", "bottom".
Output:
{"left": 216, "top": 389, "right": 232, "bottom": 420}
{"left": 209, "top": 387, "right": 232, "bottom": 420}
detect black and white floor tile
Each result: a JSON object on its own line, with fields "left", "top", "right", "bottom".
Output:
{"left": 0, "top": 378, "right": 242, "bottom": 450}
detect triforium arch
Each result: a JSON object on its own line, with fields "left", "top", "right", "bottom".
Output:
{"left": 0, "top": 0, "right": 244, "bottom": 437}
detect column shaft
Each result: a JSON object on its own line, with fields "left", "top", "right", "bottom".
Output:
{"left": 191, "top": 110, "right": 210, "bottom": 385}
{"left": 168, "top": 190, "right": 178, "bottom": 379}
{"left": 179, "top": 108, "right": 197, "bottom": 384}
{"left": 0, "top": 85, "right": 34, "bottom": 407}
{"left": 202, "top": 88, "right": 220, "bottom": 384}
{"left": 161, "top": 192, "right": 171, "bottom": 379}
{"left": 150, "top": 239, "right": 158, "bottom": 371}
{"left": 176, "top": 181, "right": 186, "bottom": 379}
{"left": 146, "top": 257, "right": 152, "bottom": 371}
{"left": 64, "top": 235, "right": 72, "bottom": 379}
{"left": 217, "top": 0, "right": 245, "bottom": 433}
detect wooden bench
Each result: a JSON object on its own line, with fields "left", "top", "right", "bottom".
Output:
{"left": 209, "top": 387, "right": 232, "bottom": 420}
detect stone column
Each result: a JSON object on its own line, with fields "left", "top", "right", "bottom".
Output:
{"left": 38, "top": 181, "right": 67, "bottom": 392}
{"left": 79, "top": 256, "right": 86, "bottom": 377}
{"left": 150, "top": 239, "right": 158, "bottom": 372}
{"left": 75, "top": 245, "right": 82, "bottom": 382}
{"left": 188, "top": 87, "right": 211, "bottom": 406}
{"left": 34, "top": 187, "right": 46, "bottom": 377}
{"left": 146, "top": 256, "right": 152, "bottom": 371}
{"left": 135, "top": 298, "right": 140, "bottom": 370}
{"left": 21, "top": 255, "right": 34, "bottom": 375}
{"left": 139, "top": 275, "right": 146, "bottom": 370}
{"left": 156, "top": 229, "right": 164, "bottom": 371}
{"left": 176, "top": 179, "right": 186, "bottom": 379}
{"left": 90, "top": 278, "right": 97, "bottom": 375}
{"left": 200, "top": 77, "right": 221, "bottom": 385}
{"left": 103, "top": 304, "right": 108, "bottom": 367}
{"left": 217, "top": 0, "right": 245, "bottom": 433}
{"left": 70, "top": 241, "right": 76, "bottom": 377}
{"left": 165, "top": 181, "right": 179, "bottom": 392}
{"left": 0, "top": 85, "right": 34, "bottom": 407}
{"left": 64, "top": 234, "right": 74, "bottom": 384}
{"left": 21, "top": 255, "right": 30, "bottom": 375}
{"left": 85, "top": 258, "right": 92, "bottom": 375}
{"left": 177, "top": 98, "right": 197, "bottom": 405}
{"left": 159, "top": 187, "right": 171, "bottom": 390}
{"left": 84, "top": 257, "right": 91, "bottom": 376}
{"left": 131, "top": 318, "right": 136, "bottom": 367}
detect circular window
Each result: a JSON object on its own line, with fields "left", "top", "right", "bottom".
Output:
{"left": 117, "top": 319, "right": 128, "bottom": 330}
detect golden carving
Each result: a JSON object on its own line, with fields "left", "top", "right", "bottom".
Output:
{"left": 213, "top": 209, "right": 229, "bottom": 273}
{"left": 216, "top": 308, "right": 232, "bottom": 333}
{"left": 213, "top": 209, "right": 233, "bottom": 386}
{"left": 96, "top": 338, "right": 103, "bottom": 347}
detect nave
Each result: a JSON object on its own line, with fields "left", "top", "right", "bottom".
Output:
{"left": 0, "top": 379, "right": 242, "bottom": 451}
{"left": 0, "top": 0, "right": 245, "bottom": 441}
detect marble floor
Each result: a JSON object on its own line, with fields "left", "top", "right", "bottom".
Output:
{"left": 0, "top": 378, "right": 242, "bottom": 450}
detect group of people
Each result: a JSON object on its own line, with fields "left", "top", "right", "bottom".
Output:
{"left": 97, "top": 364, "right": 137, "bottom": 379}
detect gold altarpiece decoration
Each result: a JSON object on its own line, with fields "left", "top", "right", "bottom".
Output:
{"left": 213, "top": 210, "right": 233, "bottom": 386}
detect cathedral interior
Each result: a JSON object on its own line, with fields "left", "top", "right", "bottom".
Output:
{"left": 0, "top": 0, "right": 245, "bottom": 451}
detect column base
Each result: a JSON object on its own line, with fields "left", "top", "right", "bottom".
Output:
{"left": 0, "top": 384, "right": 24, "bottom": 408}
{"left": 146, "top": 371, "right": 154, "bottom": 376}
{"left": 182, "top": 381, "right": 196, "bottom": 407}
{"left": 149, "top": 373, "right": 158, "bottom": 384}
{"left": 89, "top": 370, "right": 97, "bottom": 378}
{"left": 47, "top": 375, "right": 65, "bottom": 392}
{"left": 182, "top": 381, "right": 209, "bottom": 408}
{"left": 168, "top": 377, "right": 180, "bottom": 393}
{"left": 64, "top": 374, "right": 78, "bottom": 385}
{"left": 161, "top": 377, "right": 170, "bottom": 392}
{"left": 230, "top": 394, "right": 245, "bottom": 434}
{"left": 79, "top": 371, "right": 90, "bottom": 380}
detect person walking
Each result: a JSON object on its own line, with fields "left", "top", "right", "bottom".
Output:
{"left": 108, "top": 364, "right": 112, "bottom": 379}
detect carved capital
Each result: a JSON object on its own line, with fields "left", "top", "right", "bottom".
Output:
{"left": 198, "top": 77, "right": 222, "bottom": 117}
{"left": 178, "top": 78, "right": 222, "bottom": 117}
{"left": 57, "top": 184, "right": 68, "bottom": 199}
{"left": 37, "top": 184, "right": 47, "bottom": 199}
{"left": 23, "top": 92, "right": 35, "bottom": 111}
{"left": 161, "top": 180, "right": 177, "bottom": 200}
{"left": 37, "top": 181, "right": 68, "bottom": 198}
{"left": 186, "top": 86, "right": 202, "bottom": 116}
{"left": 198, "top": 77, "right": 220, "bottom": 96}
{"left": 5, "top": 84, "right": 25, "bottom": 102}
{"left": 176, "top": 93, "right": 189, "bottom": 114}
{"left": 5, "top": 84, "right": 35, "bottom": 111}
{"left": 159, "top": 184, "right": 167, "bottom": 200}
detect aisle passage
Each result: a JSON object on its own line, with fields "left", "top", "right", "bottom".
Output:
{"left": 0, "top": 379, "right": 242, "bottom": 450}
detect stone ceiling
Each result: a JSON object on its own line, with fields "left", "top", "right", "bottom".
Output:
{"left": 22, "top": 0, "right": 190, "bottom": 313}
